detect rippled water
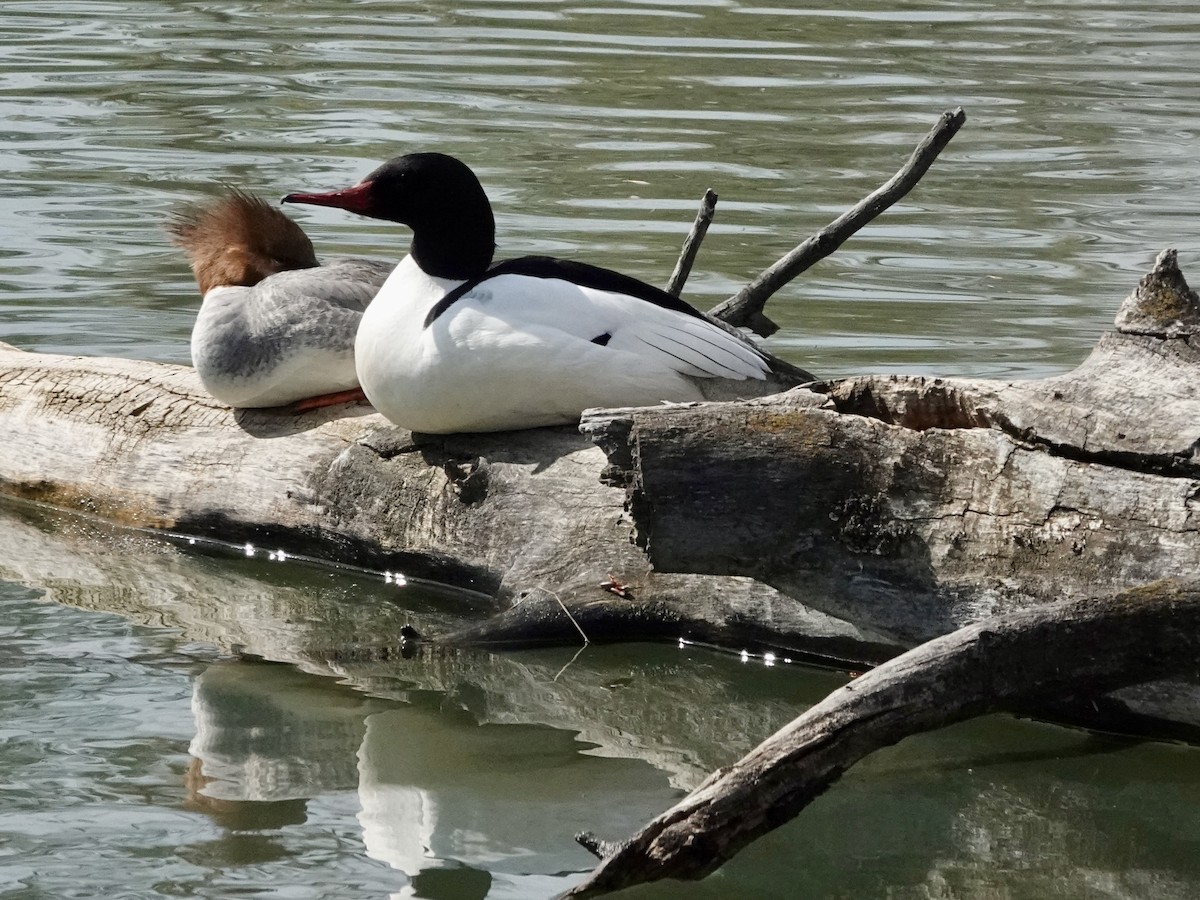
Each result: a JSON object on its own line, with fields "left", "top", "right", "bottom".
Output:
{"left": 3, "top": 505, "right": 1199, "bottom": 900}
{"left": 3, "top": 1, "right": 1200, "bottom": 898}
{"left": 5, "top": 1, "right": 1200, "bottom": 376}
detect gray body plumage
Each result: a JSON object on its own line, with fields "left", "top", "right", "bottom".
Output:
{"left": 190, "top": 258, "right": 392, "bottom": 408}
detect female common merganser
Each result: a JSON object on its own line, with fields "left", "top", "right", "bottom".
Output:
{"left": 169, "top": 189, "right": 393, "bottom": 410}
{"left": 282, "top": 153, "right": 810, "bottom": 433}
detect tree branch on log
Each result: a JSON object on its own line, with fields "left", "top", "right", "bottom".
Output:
{"left": 562, "top": 578, "right": 1200, "bottom": 899}
{"left": 665, "top": 188, "right": 718, "bottom": 297}
{"left": 707, "top": 106, "right": 967, "bottom": 336}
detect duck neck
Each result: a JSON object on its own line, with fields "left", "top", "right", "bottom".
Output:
{"left": 409, "top": 213, "right": 495, "bottom": 281}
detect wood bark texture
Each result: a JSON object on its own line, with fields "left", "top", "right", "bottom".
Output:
{"left": 588, "top": 250, "right": 1200, "bottom": 648}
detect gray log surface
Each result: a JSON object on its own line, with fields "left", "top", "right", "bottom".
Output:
{"left": 588, "top": 249, "right": 1200, "bottom": 647}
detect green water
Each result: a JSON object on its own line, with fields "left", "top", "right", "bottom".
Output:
{"left": 2, "top": 1, "right": 1199, "bottom": 897}
{"left": 3, "top": 505, "right": 1199, "bottom": 899}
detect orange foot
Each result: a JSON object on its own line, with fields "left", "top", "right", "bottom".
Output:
{"left": 291, "top": 387, "right": 369, "bottom": 413}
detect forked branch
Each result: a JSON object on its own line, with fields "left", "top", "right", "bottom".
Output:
{"left": 708, "top": 106, "right": 967, "bottom": 336}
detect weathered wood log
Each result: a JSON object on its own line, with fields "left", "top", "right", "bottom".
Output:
{"left": 574, "top": 248, "right": 1200, "bottom": 732}
{"left": 0, "top": 340, "right": 886, "bottom": 664}
{"left": 563, "top": 578, "right": 1200, "bottom": 899}
{"left": 585, "top": 249, "right": 1200, "bottom": 647}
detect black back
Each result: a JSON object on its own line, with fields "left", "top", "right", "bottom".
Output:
{"left": 423, "top": 255, "right": 710, "bottom": 328}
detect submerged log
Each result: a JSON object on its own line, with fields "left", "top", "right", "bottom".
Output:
{"left": 565, "top": 578, "right": 1200, "bottom": 898}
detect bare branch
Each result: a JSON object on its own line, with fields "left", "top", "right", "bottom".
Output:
{"left": 563, "top": 578, "right": 1200, "bottom": 898}
{"left": 709, "top": 106, "right": 967, "bottom": 337}
{"left": 665, "top": 189, "right": 718, "bottom": 297}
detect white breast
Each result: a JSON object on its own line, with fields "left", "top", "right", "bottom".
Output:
{"left": 354, "top": 255, "right": 465, "bottom": 426}
{"left": 353, "top": 256, "right": 770, "bottom": 434}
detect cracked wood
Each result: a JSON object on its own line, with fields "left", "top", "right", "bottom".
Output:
{"left": 585, "top": 250, "right": 1200, "bottom": 647}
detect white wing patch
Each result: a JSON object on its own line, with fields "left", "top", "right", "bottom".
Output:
{"left": 632, "top": 321, "right": 768, "bottom": 380}
{"left": 457, "top": 273, "right": 769, "bottom": 383}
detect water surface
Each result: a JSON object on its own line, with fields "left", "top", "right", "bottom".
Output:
{"left": 5, "top": 1, "right": 1200, "bottom": 376}
{"left": 2, "top": 2, "right": 1200, "bottom": 897}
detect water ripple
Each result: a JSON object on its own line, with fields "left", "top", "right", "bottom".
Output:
{"left": 3, "top": 0, "right": 1200, "bottom": 372}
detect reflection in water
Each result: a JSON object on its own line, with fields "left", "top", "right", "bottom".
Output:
{"left": 185, "top": 659, "right": 372, "bottom": 829}
{"left": 183, "top": 656, "right": 679, "bottom": 897}
{"left": 175, "top": 648, "right": 1200, "bottom": 900}
{"left": 355, "top": 703, "right": 674, "bottom": 877}
{"left": 184, "top": 756, "right": 309, "bottom": 832}
{"left": 0, "top": 539, "right": 1198, "bottom": 898}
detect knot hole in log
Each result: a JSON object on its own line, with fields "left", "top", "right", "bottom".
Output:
{"left": 443, "top": 456, "right": 490, "bottom": 505}
{"left": 829, "top": 377, "right": 994, "bottom": 431}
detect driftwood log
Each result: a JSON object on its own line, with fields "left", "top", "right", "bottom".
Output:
{"left": 565, "top": 578, "right": 1200, "bottom": 898}
{"left": 586, "top": 248, "right": 1200, "bottom": 647}
{"left": 0, "top": 105, "right": 1197, "bottom": 736}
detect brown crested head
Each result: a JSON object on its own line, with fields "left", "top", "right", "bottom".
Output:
{"left": 167, "top": 188, "right": 319, "bottom": 294}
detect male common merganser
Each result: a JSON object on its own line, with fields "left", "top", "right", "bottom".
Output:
{"left": 282, "top": 153, "right": 810, "bottom": 432}
{"left": 169, "top": 189, "right": 393, "bottom": 410}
